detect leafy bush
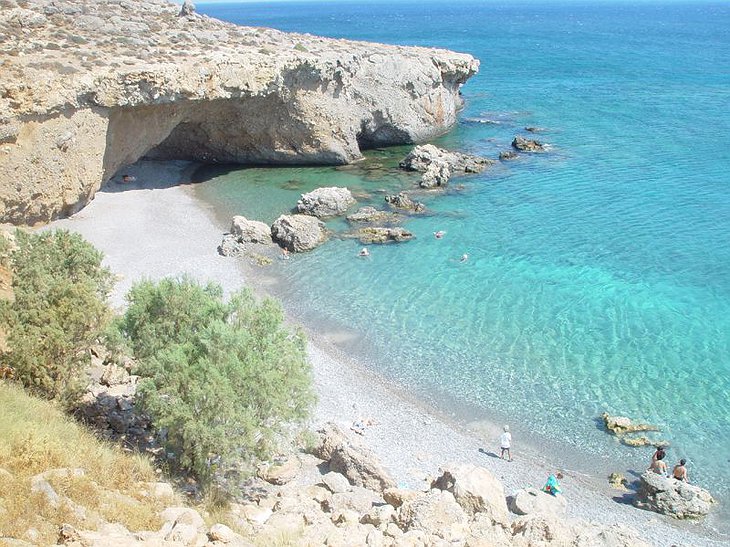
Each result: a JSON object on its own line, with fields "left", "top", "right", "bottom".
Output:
{"left": 0, "top": 230, "right": 113, "bottom": 407}
{"left": 120, "top": 277, "right": 315, "bottom": 484}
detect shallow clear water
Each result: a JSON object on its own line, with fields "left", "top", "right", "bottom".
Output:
{"left": 196, "top": 0, "right": 730, "bottom": 507}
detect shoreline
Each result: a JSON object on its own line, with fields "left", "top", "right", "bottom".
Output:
{"left": 48, "top": 160, "right": 726, "bottom": 547}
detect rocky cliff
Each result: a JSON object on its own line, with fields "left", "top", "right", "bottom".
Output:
{"left": 0, "top": 0, "right": 479, "bottom": 224}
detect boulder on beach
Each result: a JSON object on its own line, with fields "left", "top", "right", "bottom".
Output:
{"left": 296, "top": 187, "right": 355, "bottom": 217}
{"left": 230, "top": 215, "right": 272, "bottom": 244}
{"left": 512, "top": 135, "right": 549, "bottom": 152}
{"left": 608, "top": 472, "right": 629, "bottom": 491}
{"left": 346, "top": 206, "right": 402, "bottom": 224}
{"left": 400, "top": 144, "right": 493, "bottom": 175}
{"left": 271, "top": 214, "right": 327, "bottom": 252}
{"left": 352, "top": 227, "right": 414, "bottom": 244}
{"left": 634, "top": 471, "right": 715, "bottom": 519}
{"left": 397, "top": 489, "right": 470, "bottom": 541}
{"left": 311, "top": 423, "right": 396, "bottom": 493}
{"left": 431, "top": 463, "right": 509, "bottom": 524}
{"left": 508, "top": 487, "right": 567, "bottom": 517}
{"left": 384, "top": 192, "right": 425, "bottom": 213}
{"left": 218, "top": 215, "right": 273, "bottom": 257}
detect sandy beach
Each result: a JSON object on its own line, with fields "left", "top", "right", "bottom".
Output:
{"left": 48, "top": 160, "right": 726, "bottom": 547}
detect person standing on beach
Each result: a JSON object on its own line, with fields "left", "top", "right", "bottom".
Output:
{"left": 499, "top": 425, "right": 512, "bottom": 461}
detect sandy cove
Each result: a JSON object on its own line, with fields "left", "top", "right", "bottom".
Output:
{"left": 48, "top": 160, "right": 725, "bottom": 547}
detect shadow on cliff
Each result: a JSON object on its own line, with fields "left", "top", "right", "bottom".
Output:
{"left": 98, "top": 161, "right": 241, "bottom": 195}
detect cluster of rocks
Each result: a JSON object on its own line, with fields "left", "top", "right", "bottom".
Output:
{"left": 399, "top": 144, "right": 494, "bottom": 188}
{"left": 207, "top": 423, "right": 653, "bottom": 547}
{"left": 75, "top": 345, "right": 156, "bottom": 453}
{"left": 57, "top": 503, "right": 249, "bottom": 547}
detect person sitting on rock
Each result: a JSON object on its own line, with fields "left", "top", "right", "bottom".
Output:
{"left": 649, "top": 449, "right": 668, "bottom": 476}
{"left": 542, "top": 472, "right": 563, "bottom": 496}
{"left": 672, "top": 459, "right": 688, "bottom": 482}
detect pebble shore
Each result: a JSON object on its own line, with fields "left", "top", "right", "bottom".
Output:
{"left": 48, "top": 160, "right": 726, "bottom": 547}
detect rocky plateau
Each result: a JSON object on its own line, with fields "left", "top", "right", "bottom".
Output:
{"left": 0, "top": 0, "right": 478, "bottom": 224}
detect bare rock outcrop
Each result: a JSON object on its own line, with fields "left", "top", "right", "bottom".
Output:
{"left": 634, "top": 471, "right": 716, "bottom": 519}
{"left": 346, "top": 206, "right": 402, "bottom": 225}
{"left": 432, "top": 463, "right": 509, "bottom": 524}
{"left": 400, "top": 144, "right": 493, "bottom": 188}
{"left": 511, "top": 136, "right": 549, "bottom": 152}
{"left": 271, "top": 214, "right": 327, "bottom": 252}
{"left": 296, "top": 187, "right": 355, "bottom": 217}
{"left": 0, "top": 0, "right": 479, "bottom": 224}
{"left": 219, "top": 216, "right": 273, "bottom": 257}
{"left": 384, "top": 192, "right": 425, "bottom": 213}
{"left": 352, "top": 226, "right": 414, "bottom": 244}
{"left": 507, "top": 487, "right": 567, "bottom": 517}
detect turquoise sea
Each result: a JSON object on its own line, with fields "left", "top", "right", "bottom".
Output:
{"left": 195, "top": 0, "right": 730, "bottom": 522}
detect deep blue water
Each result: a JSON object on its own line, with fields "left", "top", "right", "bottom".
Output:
{"left": 195, "top": 0, "right": 730, "bottom": 509}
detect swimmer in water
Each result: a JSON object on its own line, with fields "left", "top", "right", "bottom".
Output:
{"left": 460, "top": 253, "right": 469, "bottom": 263}
{"left": 434, "top": 230, "right": 445, "bottom": 239}
{"left": 358, "top": 247, "right": 370, "bottom": 257}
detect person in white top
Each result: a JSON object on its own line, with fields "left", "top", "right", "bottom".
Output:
{"left": 500, "top": 425, "right": 512, "bottom": 461}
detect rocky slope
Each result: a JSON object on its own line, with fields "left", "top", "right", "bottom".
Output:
{"left": 0, "top": 0, "right": 478, "bottom": 224}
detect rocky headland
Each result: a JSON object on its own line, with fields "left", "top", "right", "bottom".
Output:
{"left": 0, "top": 0, "right": 478, "bottom": 224}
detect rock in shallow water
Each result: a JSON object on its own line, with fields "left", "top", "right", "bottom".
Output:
{"left": 346, "top": 206, "right": 402, "bottom": 224}
{"left": 271, "top": 214, "right": 328, "bottom": 252}
{"left": 296, "top": 187, "right": 356, "bottom": 218}
{"left": 512, "top": 135, "right": 549, "bottom": 152}
{"left": 352, "top": 227, "right": 414, "bottom": 244}
{"left": 384, "top": 192, "right": 425, "bottom": 213}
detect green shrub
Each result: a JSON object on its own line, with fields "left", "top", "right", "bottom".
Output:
{"left": 120, "top": 277, "right": 315, "bottom": 484}
{"left": 0, "top": 230, "right": 113, "bottom": 407}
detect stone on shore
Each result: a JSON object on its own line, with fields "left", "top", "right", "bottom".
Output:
{"left": 257, "top": 456, "right": 301, "bottom": 486}
{"left": 398, "top": 489, "right": 469, "bottom": 542}
{"left": 296, "top": 187, "right": 356, "bottom": 217}
{"left": 384, "top": 192, "right": 425, "bottom": 213}
{"left": 431, "top": 463, "right": 509, "bottom": 524}
{"left": 312, "top": 422, "right": 396, "bottom": 493}
{"left": 346, "top": 207, "right": 402, "bottom": 224}
{"left": 634, "top": 471, "right": 715, "bottom": 519}
{"left": 230, "top": 216, "right": 273, "bottom": 244}
{"left": 271, "top": 214, "right": 327, "bottom": 252}
{"left": 353, "top": 227, "right": 414, "bottom": 244}
{"left": 608, "top": 472, "right": 629, "bottom": 491}
{"left": 512, "top": 136, "right": 549, "bottom": 152}
{"left": 508, "top": 487, "right": 567, "bottom": 517}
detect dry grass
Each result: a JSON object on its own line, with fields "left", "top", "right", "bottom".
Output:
{"left": 0, "top": 382, "right": 175, "bottom": 544}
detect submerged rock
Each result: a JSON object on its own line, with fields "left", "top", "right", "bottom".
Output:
{"left": 512, "top": 135, "right": 549, "bottom": 152}
{"left": 499, "top": 150, "right": 519, "bottom": 161}
{"left": 271, "top": 214, "right": 327, "bottom": 252}
{"left": 352, "top": 227, "right": 414, "bottom": 244}
{"left": 602, "top": 413, "right": 660, "bottom": 435}
{"left": 296, "top": 187, "right": 356, "bottom": 218}
{"left": 346, "top": 206, "right": 402, "bottom": 224}
{"left": 634, "top": 471, "right": 715, "bottom": 519}
{"left": 384, "top": 192, "right": 425, "bottom": 213}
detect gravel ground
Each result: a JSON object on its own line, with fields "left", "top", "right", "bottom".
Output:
{"left": 48, "top": 160, "right": 725, "bottom": 547}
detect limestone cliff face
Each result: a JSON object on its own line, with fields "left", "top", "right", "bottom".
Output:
{"left": 0, "top": 0, "right": 479, "bottom": 224}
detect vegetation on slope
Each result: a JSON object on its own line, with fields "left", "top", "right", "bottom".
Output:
{"left": 120, "top": 277, "right": 316, "bottom": 486}
{"left": 0, "top": 381, "right": 172, "bottom": 545}
{"left": 0, "top": 230, "right": 113, "bottom": 407}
